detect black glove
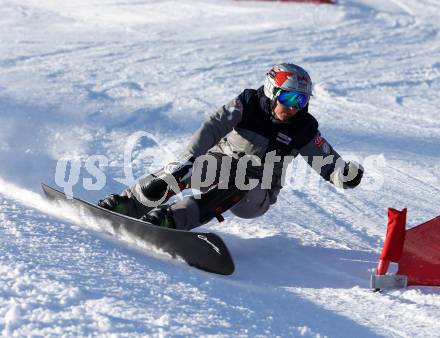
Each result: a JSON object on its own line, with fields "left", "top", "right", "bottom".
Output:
{"left": 141, "top": 155, "right": 195, "bottom": 201}
{"left": 98, "top": 194, "right": 129, "bottom": 215}
{"left": 163, "top": 154, "right": 195, "bottom": 182}
{"left": 343, "top": 162, "right": 364, "bottom": 188}
{"left": 141, "top": 177, "right": 170, "bottom": 202}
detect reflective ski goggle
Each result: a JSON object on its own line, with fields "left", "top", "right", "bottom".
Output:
{"left": 276, "top": 89, "right": 309, "bottom": 109}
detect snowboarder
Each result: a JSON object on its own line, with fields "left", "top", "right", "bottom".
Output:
{"left": 99, "top": 63, "right": 363, "bottom": 230}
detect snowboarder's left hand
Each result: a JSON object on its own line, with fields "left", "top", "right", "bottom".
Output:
{"left": 343, "top": 161, "right": 364, "bottom": 188}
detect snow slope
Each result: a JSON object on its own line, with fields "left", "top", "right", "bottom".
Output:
{"left": 1, "top": 0, "right": 440, "bottom": 336}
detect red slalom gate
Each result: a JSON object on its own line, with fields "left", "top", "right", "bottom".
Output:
{"left": 372, "top": 208, "right": 440, "bottom": 290}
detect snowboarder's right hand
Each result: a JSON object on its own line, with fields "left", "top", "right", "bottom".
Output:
{"left": 98, "top": 194, "right": 129, "bottom": 215}
{"left": 163, "top": 154, "right": 195, "bottom": 182}
{"left": 138, "top": 153, "right": 195, "bottom": 203}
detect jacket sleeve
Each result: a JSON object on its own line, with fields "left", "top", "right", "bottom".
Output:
{"left": 186, "top": 97, "right": 244, "bottom": 157}
{"left": 298, "top": 131, "right": 349, "bottom": 188}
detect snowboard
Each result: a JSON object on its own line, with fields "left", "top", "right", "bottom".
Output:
{"left": 41, "top": 183, "right": 235, "bottom": 275}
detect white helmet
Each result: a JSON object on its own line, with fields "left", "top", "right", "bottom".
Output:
{"left": 264, "top": 63, "right": 313, "bottom": 100}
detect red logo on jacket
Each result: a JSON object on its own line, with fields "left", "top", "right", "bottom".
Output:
{"left": 314, "top": 136, "right": 325, "bottom": 147}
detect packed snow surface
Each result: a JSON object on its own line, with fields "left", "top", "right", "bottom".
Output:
{"left": 1, "top": 0, "right": 440, "bottom": 336}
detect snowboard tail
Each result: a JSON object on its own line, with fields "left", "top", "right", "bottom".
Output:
{"left": 41, "top": 183, "right": 234, "bottom": 275}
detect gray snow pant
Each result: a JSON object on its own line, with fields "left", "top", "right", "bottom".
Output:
{"left": 122, "top": 152, "right": 271, "bottom": 230}
{"left": 169, "top": 182, "right": 271, "bottom": 230}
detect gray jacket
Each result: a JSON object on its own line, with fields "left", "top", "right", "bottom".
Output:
{"left": 186, "top": 87, "right": 348, "bottom": 204}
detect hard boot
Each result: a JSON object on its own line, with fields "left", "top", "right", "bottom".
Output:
{"left": 141, "top": 207, "right": 176, "bottom": 229}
